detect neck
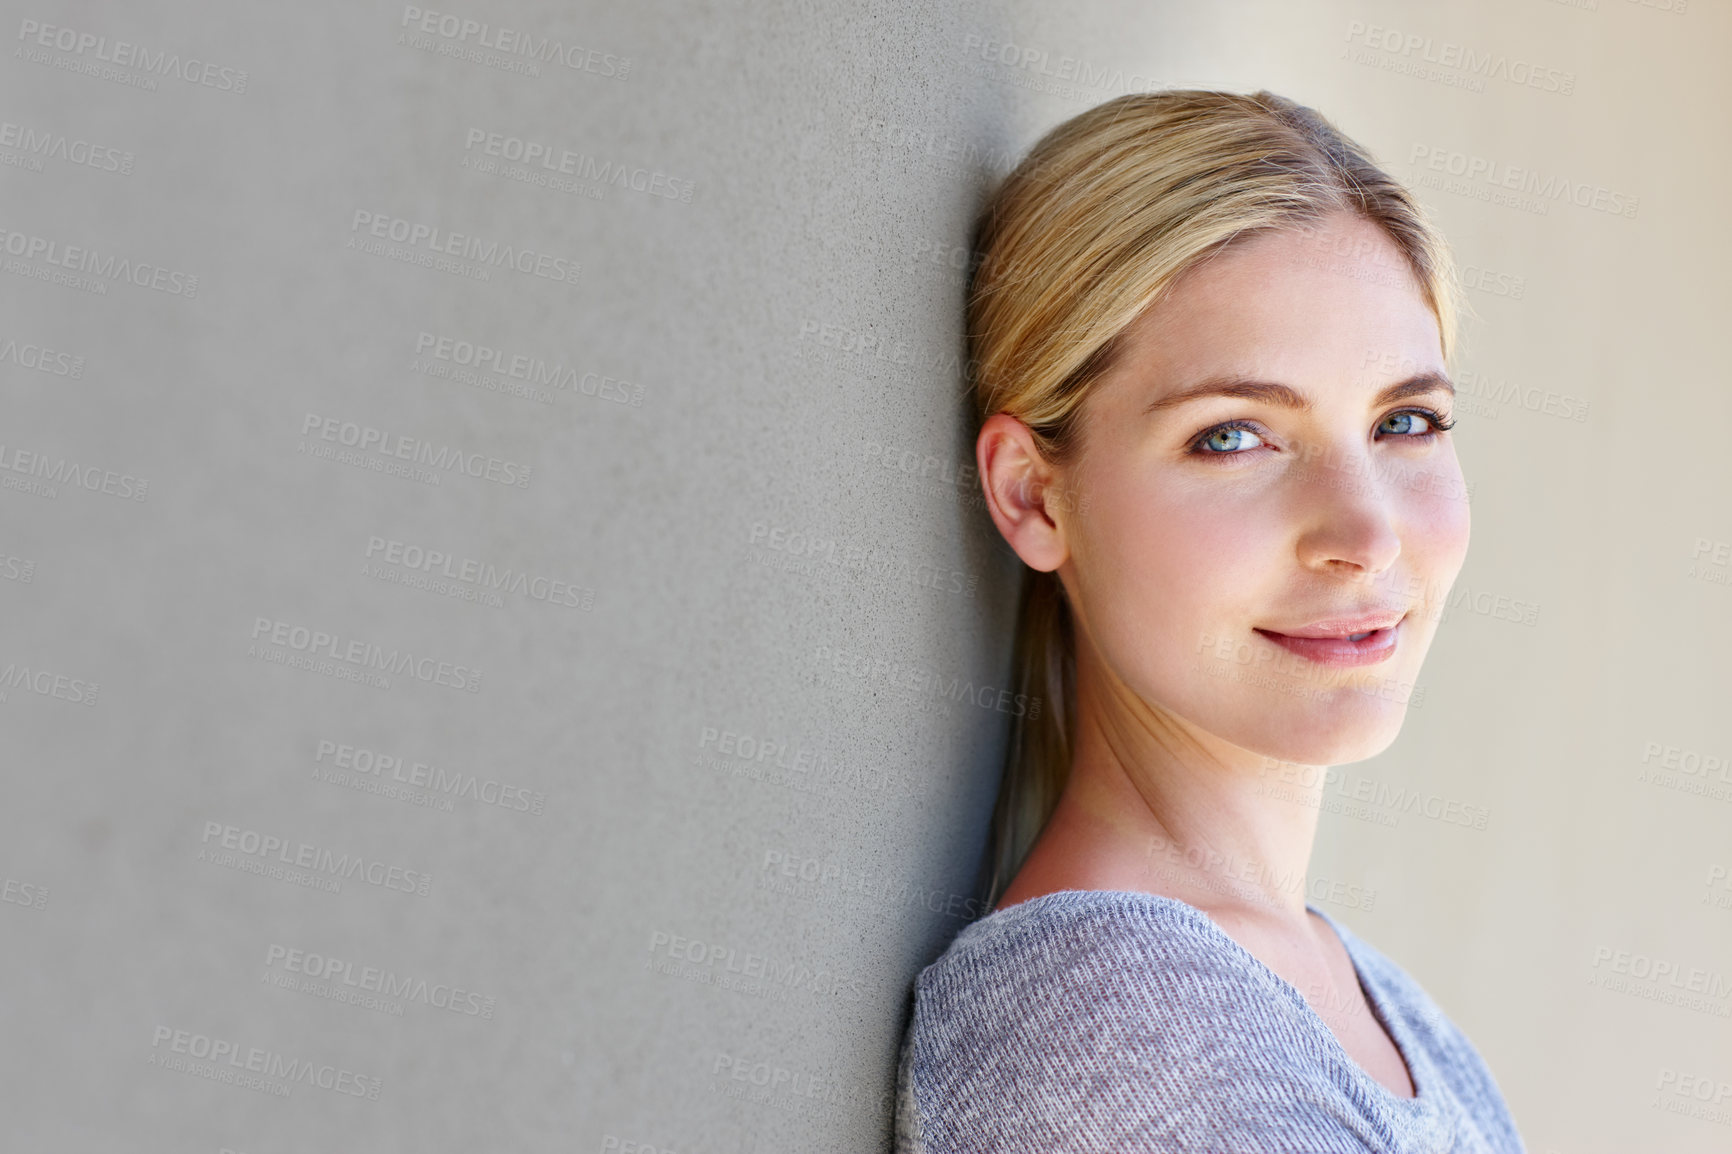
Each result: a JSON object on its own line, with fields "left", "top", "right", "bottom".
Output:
{"left": 1010, "top": 638, "right": 1328, "bottom": 925}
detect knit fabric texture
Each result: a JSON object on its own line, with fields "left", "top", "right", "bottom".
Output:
{"left": 894, "top": 889, "right": 1525, "bottom": 1153}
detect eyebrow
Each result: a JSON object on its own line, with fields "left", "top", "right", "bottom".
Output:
{"left": 1142, "top": 372, "right": 1455, "bottom": 416}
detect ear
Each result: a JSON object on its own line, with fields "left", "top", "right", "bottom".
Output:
{"left": 977, "top": 413, "right": 1071, "bottom": 573}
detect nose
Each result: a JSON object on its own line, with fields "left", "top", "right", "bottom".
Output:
{"left": 1287, "top": 445, "right": 1404, "bottom": 579}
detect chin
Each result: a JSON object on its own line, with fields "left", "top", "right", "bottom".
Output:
{"left": 1239, "top": 691, "right": 1409, "bottom": 768}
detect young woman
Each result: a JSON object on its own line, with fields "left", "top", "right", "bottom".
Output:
{"left": 893, "top": 90, "right": 1525, "bottom": 1152}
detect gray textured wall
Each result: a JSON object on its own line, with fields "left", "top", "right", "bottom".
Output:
{"left": 3, "top": 1, "right": 1727, "bottom": 1152}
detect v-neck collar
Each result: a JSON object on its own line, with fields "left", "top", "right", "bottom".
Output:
{"left": 983, "top": 888, "right": 1445, "bottom": 1124}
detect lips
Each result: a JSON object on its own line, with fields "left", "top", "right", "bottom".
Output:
{"left": 1253, "top": 613, "right": 1406, "bottom": 667}
{"left": 1262, "top": 613, "right": 1406, "bottom": 638}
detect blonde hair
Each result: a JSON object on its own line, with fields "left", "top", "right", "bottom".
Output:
{"left": 971, "top": 89, "right": 1461, "bottom": 908}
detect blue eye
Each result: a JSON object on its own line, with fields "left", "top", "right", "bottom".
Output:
{"left": 1382, "top": 410, "right": 1443, "bottom": 436}
{"left": 1195, "top": 421, "right": 1265, "bottom": 454}
{"left": 1189, "top": 407, "right": 1455, "bottom": 460}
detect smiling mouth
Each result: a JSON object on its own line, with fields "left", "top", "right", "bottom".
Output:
{"left": 1252, "top": 620, "right": 1403, "bottom": 667}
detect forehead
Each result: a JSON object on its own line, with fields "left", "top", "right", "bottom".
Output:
{"left": 1118, "top": 214, "right": 1444, "bottom": 388}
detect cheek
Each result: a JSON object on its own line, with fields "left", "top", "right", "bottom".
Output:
{"left": 1404, "top": 476, "right": 1472, "bottom": 578}
{"left": 1083, "top": 473, "right": 1279, "bottom": 645}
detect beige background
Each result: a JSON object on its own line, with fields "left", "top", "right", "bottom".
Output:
{"left": 2, "top": 0, "right": 1726, "bottom": 1151}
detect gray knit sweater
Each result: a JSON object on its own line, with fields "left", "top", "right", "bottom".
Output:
{"left": 894, "top": 889, "right": 1524, "bottom": 1153}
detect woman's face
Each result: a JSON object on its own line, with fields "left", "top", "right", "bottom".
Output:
{"left": 1043, "top": 212, "right": 1470, "bottom": 767}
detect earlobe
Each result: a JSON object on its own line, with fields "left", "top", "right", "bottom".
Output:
{"left": 977, "top": 413, "right": 1069, "bottom": 574}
